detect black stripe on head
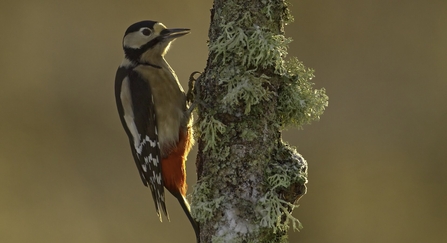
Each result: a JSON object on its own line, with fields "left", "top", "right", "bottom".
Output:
{"left": 123, "top": 20, "right": 164, "bottom": 65}
{"left": 124, "top": 20, "right": 157, "bottom": 36}
{"left": 124, "top": 37, "right": 163, "bottom": 65}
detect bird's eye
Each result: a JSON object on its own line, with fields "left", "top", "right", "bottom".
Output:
{"left": 141, "top": 28, "right": 151, "bottom": 36}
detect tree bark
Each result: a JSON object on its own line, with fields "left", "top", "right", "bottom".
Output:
{"left": 190, "top": 0, "right": 328, "bottom": 242}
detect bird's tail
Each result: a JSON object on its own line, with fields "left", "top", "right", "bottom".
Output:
{"left": 174, "top": 192, "right": 200, "bottom": 243}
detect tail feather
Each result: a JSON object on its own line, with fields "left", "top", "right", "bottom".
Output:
{"left": 173, "top": 191, "right": 200, "bottom": 243}
{"left": 148, "top": 186, "right": 169, "bottom": 222}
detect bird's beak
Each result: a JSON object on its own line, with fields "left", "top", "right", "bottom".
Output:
{"left": 160, "top": 28, "right": 191, "bottom": 40}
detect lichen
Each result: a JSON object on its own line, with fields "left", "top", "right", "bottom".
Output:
{"left": 240, "top": 125, "right": 257, "bottom": 142}
{"left": 219, "top": 67, "right": 274, "bottom": 114}
{"left": 205, "top": 3, "right": 327, "bottom": 132}
{"left": 214, "top": 207, "right": 259, "bottom": 242}
{"left": 258, "top": 191, "right": 302, "bottom": 233}
{"left": 261, "top": 0, "right": 294, "bottom": 28}
{"left": 192, "top": 0, "right": 326, "bottom": 241}
{"left": 199, "top": 114, "right": 227, "bottom": 153}
{"left": 283, "top": 0, "right": 295, "bottom": 25}
{"left": 190, "top": 177, "right": 225, "bottom": 223}
{"left": 278, "top": 57, "right": 328, "bottom": 129}
{"left": 209, "top": 21, "right": 291, "bottom": 73}
{"left": 258, "top": 144, "right": 308, "bottom": 233}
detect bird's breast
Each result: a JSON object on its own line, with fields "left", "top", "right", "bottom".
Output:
{"left": 134, "top": 65, "right": 187, "bottom": 158}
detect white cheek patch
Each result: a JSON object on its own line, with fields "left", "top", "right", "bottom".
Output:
{"left": 123, "top": 31, "right": 158, "bottom": 49}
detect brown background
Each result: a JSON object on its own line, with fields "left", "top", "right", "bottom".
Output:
{"left": 0, "top": 1, "right": 445, "bottom": 242}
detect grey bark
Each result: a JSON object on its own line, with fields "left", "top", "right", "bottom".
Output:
{"left": 190, "top": 0, "right": 321, "bottom": 242}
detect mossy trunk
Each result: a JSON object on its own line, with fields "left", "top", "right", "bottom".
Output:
{"left": 190, "top": 0, "right": 327, "bottom": 242}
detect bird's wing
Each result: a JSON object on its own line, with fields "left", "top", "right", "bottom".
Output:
{"left": 115, "top": 66, "right": 168, "bottom": 221}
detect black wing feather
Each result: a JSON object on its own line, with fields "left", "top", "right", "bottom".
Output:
{"left": 115, "top": 66, "right": 169, "bottom": 221}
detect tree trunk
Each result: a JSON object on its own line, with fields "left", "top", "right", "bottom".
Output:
{"left": 190, "top": 0, "right": 328, "bottom": 242}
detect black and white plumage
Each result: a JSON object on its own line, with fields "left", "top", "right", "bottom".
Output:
{"left": 115, "top": 61, "right": 167, "bottom": 218}
{"left": 114, "top": 20, "right": 199, "bottom": 241}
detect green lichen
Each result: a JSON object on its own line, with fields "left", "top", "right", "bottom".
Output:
{"left": 240, "top": 127, "right": 257, "bottom": 142}
{"left": 193, "top": 0, "right": 326, "bottom": 240}
{"left": 210, "top": 21, "right": 290, "bottom": 73}
{"left": 219, "top": 67, "right": 273, "bottom": 114}
{"left": 206, "top": 3, "right": 327, "bottom": 129}
{"left": 260, "top": 0, "right": 295, "bottom": 28}
{"left": 258, "top": 191, "right": 301, "bottom": 233}
{"left": 190, "top": 178, "right": 225, "bottom": 223}
{"left": 258, "top": 144, "right": 308, "bottom": 233}
{"left": 199, "top": 114, "right": 227, "bottom": 152}
{"left": 283, "top": 0, "right": 295, "bottom": 25}
{"left": 278, "top": 57, "right": 328, "bottom": 128}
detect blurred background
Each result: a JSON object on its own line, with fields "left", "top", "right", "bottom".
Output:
{"left": 0, "top": 0, "right": 445, "bottom": 242}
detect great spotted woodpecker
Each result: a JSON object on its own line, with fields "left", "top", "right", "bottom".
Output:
{"left": 114, "top": 20, "right": 198, "bottom": 241}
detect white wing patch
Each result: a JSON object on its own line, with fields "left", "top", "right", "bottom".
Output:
{"left": 142, "top": 153, "right": 160, "bottom": 173}
{"left": 137, "top": 135, "right": 157, "bottom": 153}
{"left": 120, "top": 77, "right": 140, "bottom": 148}
{"left": 152, "top": 170, "right": 162, "bottom": 185}
{"left": 120, "top": 76, "right": 161, "bottom": 186}
{"left": 120, "top": 78, "right": 159, "bottom": 164}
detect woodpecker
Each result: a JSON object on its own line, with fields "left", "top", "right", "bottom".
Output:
{"left": 114, "top": 20, "right": 198, "bottom": 241}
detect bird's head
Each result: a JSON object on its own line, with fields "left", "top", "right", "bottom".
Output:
{"left": 122, "top": 20, "right": 190, "bottom": 65}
